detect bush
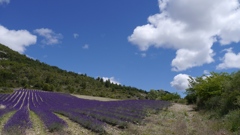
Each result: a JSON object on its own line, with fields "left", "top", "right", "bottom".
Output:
{"left": 48, "top": 123, "right": 65, "bottom": 132}
{"left": 0, "top": 87, "right": 13, "bottom": 93}
{"left": 175, "top": 98, "right": 187, "bottom": 104}
{"left": 185, "top": 71, "right": 240, "bottom": 133}
{"left": 225, "top": 110, "right": 240, "bottom": 132}
{"left": 147, "top": 89, "right": 181, "bottom": 101}
{"left": 205, "top": 96, "right": 221, "bottom": 110}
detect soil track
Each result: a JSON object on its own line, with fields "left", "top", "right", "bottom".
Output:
{"left": 102, "top": 103, "right": 231, "bottom": 135}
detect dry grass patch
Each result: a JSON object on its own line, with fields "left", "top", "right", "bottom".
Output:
{"left": 102, "top": 104, "right": 232, "bottom": 135}
{"left": 72, "top": 94, "right": 119, "bottom": 101}
{"left": 28, "top": 111, "right": 46, "bottom": 135}
{"left": 0, "top": 111, "right": 15, "bottom": 134}
{"left": 55, "top": 113, "right": 96, "bottom": 135}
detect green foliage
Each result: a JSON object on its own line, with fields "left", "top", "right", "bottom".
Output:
{"left": 161, "top": 92, "right": 181, "bottom": 101}
{"left": 225, "top": 110, "right": 240, "bottom": 132}
{"left": 0, "top": 87, "right": 13, "bottom": 93}
{"left": 104, "top": 79, "right": 111, "bottom": 88}
{"left": 48, "top": 123, "right": 65, "bottom": 133}
{"left": 147, "top": 89, "right": 181, "bottom": 101}
{"left": 185, "top": 70, "right": 240, "bottom": 133}
{"left": 0, "top": 43, "right": 147, "bottom": 99}
{"left": 185, "top": 72, "right": 232, "bottom": 109}
{"left": 147, "top": 89, "right": 160, "bottom": 100}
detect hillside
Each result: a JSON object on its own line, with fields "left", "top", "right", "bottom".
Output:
{"left": 0, "top": 43, "right": 147, "bottom": 99}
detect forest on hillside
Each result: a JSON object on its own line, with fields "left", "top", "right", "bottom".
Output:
{"left": 0, "top": 43, "right": 181, "bottom": 101}
{"left": 0, "top": 43, "right": 148, "bottom": 99}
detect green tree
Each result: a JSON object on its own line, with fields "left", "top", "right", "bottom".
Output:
{"left": 161, "top": 93, "right": 181, "bottom": 101}
{"left": 80, "top": 82, "right": 87, "bottom": 89}
{"left": 186, "top": 72, "right": 230, "bottom": 108}
{"left": 105, "top": 79, "right": 111, "bottom": 88}
{"left": 147, "top": 89, "right": 160, "bottom": 100}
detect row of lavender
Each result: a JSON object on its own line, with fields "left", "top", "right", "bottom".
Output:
{"left": 0, "top": 93, "right": 12, "bottom": 118}
{"left": 0, "top": 89, "right": 170, "bottom": 134}
{"left": 0, "top": 90, "right": 33, "bottom": 134}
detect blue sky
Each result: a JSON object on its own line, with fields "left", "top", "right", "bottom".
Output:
{"left": 1, "top": 0, "right": 240, "bottom": 96}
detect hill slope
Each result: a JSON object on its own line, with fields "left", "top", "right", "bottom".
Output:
{"left": 0, "top": 43, "right": 147, "bottom": 99}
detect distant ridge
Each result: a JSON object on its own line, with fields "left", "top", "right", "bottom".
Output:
{"left": 0, "top": 43, "right": 147, "bottom": 99}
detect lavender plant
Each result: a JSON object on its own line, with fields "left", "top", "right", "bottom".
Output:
{"left": 3, "top": 106, "right": 31, "bottom": 135}
{"left": 0, "top": 89, "right": 170, "bottom": 134}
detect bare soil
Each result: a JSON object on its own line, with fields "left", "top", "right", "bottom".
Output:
{"left": 114, "top": 103, "right": 231, "bottom": 135}
{"left": 71, "top": 94, "right": 119, "bottom": 101}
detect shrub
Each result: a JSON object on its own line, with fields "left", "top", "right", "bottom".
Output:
{"left": 225, "top": 110, "right": 240, "bottom": 132}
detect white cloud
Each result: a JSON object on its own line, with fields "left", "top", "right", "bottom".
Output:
{"left": 82, "top": 44, "right": 89, "bottom": 49}
{"left": 171, "top": 48, "right": 214, "bottom": 71}
{"left": 128, "top": 0, "right": 240, "bottom": 71}
{"left": 0, "top": 0, "right": 10, "bottom": 5}
{"left": 141, "top": 53, "right": 147, "bottom": 57}
{"left": 102, "top": 77, "right": 120, "bottom": 85}
{"left": 170, "top": 73, "right": 190, "bottom": 90}
{"left": 73, "top": 33, "right": 79, "bottom": 39}
{"left": 26, "top": 55, "right": 36, "bottom": 60}
{"left": 217, "top": 48, "right": 240, "bottom": 69}
{"left": 203, "top": 70, "right": 210, "bottom": 75}
{"left": 0, "top": 25, "right": 37, "bottom": 53}
{"left": 43, "top": 55, "right": 48, "bottom": 58}
{"left": 202, "top": 70, "right": 211, "bottom": 79}
{"left": 34, "top": 28, "right": 62, "bottom": 45}
{"left": 134, "top": 52, "right": 147, "bottom": 57}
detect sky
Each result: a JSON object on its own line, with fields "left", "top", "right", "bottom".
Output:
{"left": 1, "top": 0, "right": 240, "bottom": 97}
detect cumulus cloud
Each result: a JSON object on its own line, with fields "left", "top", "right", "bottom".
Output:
{"left": 171, "top": 48, "right": 214, "bottom": 71}
{"left": 141, "top": 53, "right": 147, "bottom": 57}
{"left": 102, "top": 77, "right": 120, "bottom": 85}
{"left": 0, "top": 0, "right": 10, "bottom": 5}
{"left": 26, "top": 55, "right": 36, "bottom": 60}
{"left": 170, "top": 73, "right": 190, "bottom": 90}
{"left": 0, "top": 25, "right": 37, "bottom": 53}
{"left": 128, "top": 0, "right": 240, "bottom": 71}
{"left": 34, "top": 28, "right": 62, "bottom": 45}
{"left": 73, "top": 33, "right": 79, "bottom": 39}
{"left": 134, "top": 52, "right": 147, "bottom": 57}
{"left": 203, "top": 70, "right": 210, "bottom": 75}
{"left": 217, "top": 48, "right": 240, "bottom": 69}
{"left": 82, "top": 44, "right": 89, "bottom": 49}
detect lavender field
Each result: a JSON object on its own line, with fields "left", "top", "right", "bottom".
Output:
{"left": 0, "top": 89, "right": 170, "bottom": 135}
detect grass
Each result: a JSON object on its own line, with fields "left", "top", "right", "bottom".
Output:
{"left": 100, "top": 104, "right": 233, "bottom": 135}
{"left": 55, "top": 113, "right": 96, "bottom": 135}
{"left": 28, "top": 111, "right": 47, "bottom": 135}
{"left": 71, "top": 94, "right": 119, "bottom": 101}
{"left": 0, "top": 111, "right": 16, "bottom": 135}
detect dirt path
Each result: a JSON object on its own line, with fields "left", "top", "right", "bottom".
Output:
{"left": 167, "top": 104, "right": 212, "bottom": 135}
{"left": 71, "top": 94, "right": 119, "bottom": 101}
{"left": 107, "top": 103, "right": 231, "bottom": 135}
{"left": 137, "top": 103, "right": 231, "bottom": 135}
